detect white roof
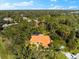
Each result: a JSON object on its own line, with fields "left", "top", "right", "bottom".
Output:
{"left": 3, "top": 17, "right": 13, "bottom": 21}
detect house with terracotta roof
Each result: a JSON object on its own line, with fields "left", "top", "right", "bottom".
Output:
{"left": 30, "top": 34, "right": 52, "bottom": 47}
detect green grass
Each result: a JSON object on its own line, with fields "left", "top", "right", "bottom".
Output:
{"left": 0, "top": 37, "right": 15, "bottom": 59}
{"left": 56, "top": 53, "right": 67, "bottom": 59}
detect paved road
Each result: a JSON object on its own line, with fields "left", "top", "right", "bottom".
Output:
{"left": 62, "top": 52, "right": 79, "bottom": 59}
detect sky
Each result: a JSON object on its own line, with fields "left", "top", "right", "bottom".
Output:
{"left": 0, "top": 0, "right": 79, "bottom": 10}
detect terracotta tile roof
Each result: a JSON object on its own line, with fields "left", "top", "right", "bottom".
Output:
{"left": 30, "top": 35, "right": 51, "bottom": 47}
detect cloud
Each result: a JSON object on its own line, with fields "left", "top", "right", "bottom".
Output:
{"left": 0, "top": 0, "right": 78, "bottom": 10}
{"left": 0, "top": 1, "right": 34, "bottom": 10}
{"left": 0, "top": 3, "right": 15, "bottom": 10}
{"left": 13, "top": 1, "right": 33, "bottom": 7}
{"left": 68, "top": 6, "right": 79, "bottom": 9}
{"left": 50, "top": 4, "right": 54, "bottom": 6}
{"left": 49, "top": 6, "right": 65, "bottom": 9}
{"left": 49, "top": 5, "right": 79, "bottom": 10}
{"left": 50, "top": 0, "right": 57, "bottom": 2}
{"left": 64, "top": 0, "right": 68, "bottom": 2}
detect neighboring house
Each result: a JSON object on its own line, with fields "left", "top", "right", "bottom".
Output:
{"left": 3, "top": 17, "right": 13, "bottom": 22}
{"left": 34, "top": 20, "right": 39, "bottom": 27}
{"left": 30, "top": 34, "right": 52, "bottom": 47}
{"left": 2, "top": 23, "right": 18, "bottom": 28}
{"left": 23, "top": 17, "right": 28, "bottom": 20}
{"left": 23, "top": 17, "right": 31, "bottom": 22}
{"left": 20, "top": 14, "right": 24, "bottom": 17}
{"left": 70, "top": 11, "right": 79, "bottom": 14}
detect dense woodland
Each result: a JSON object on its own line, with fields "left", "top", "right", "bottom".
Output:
{"left": 0, "top": 10, "right": 79, "bottom": 59}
